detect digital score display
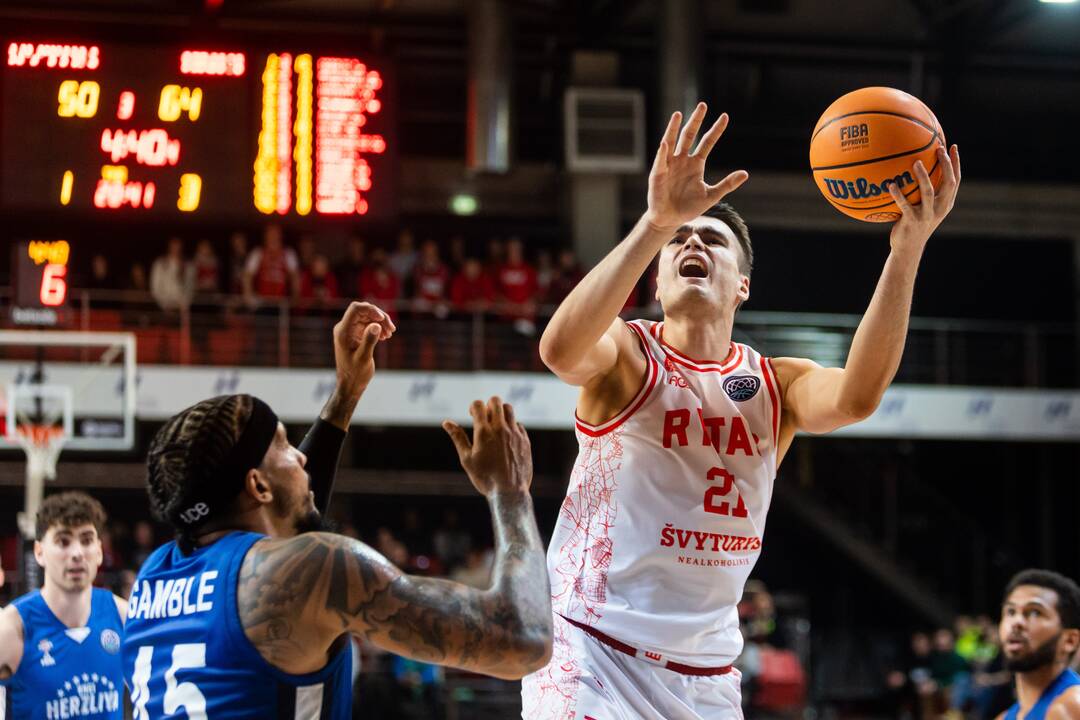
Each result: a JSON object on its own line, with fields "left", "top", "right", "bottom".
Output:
{"left": 1, "top": 40, "right": 395, "bottom": 220}
{"left": 12, "top": 240, "right": 70, "bottom": 326}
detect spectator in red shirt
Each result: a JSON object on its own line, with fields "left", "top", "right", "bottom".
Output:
{"left": 359, "top": 248, "right": 402, "bottom": 321}
{"left": 192, "top": 239, "right": 220, "bottom": 296}
{"left": 243, "top": 224, "right": 300, "bottom": 306}
{"left": 412, "top": 240, "right": 451, "bottom": 318}
{"left": 300, "top": 254, "right": 340, "bottom": 309}
{"left": 495, "top": 236, "right": 539, "bottom": 331}
{"left": 450, "top": 258, "right": 495, "bottom": 313}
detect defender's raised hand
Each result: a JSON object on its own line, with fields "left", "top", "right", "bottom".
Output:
{"left": 888, "top": 144, "right": 961, "bottom": 256}
{"left": 645, "top": 102, "right": 750, "bottom": 232}
{"left": 443, "top": 397, "right": 533, "bottom": 497}
{"left": 333, "top": 301, "right": 396, "bottom": 397}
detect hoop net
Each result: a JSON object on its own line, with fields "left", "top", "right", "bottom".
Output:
{"left": 13, "top": 423, "right": 66, "bottom": 540}
{"left": 14, "top": 424, "right": 66, "bottom": 482}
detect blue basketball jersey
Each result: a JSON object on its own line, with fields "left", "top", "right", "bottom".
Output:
{"left": 0, "top": 587, "right": 124, "bottom": 720}
{"left": 121, "top": 531, "right": 352, "bottom": 720}
{"left": 1005, "top": 668, "right": 1080, "bottom": 720}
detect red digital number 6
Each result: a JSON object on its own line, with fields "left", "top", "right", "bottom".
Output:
{"left": 704, "top": 467, "right": 748, "bottom": 518}
{"left": 40, "top": 263, "right": 68, "bottom": 306}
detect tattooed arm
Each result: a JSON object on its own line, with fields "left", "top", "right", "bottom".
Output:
{"left": 238, "top": 398, "right": 552, "bottom": 680}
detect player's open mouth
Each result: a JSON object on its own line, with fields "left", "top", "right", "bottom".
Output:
{"left": 1004, "top": 637, "right": 1027, "bottom": 652}
{"left": 679, "top": 257, "right": 708, "bottom": 278}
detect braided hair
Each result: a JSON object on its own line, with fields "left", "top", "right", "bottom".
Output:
{"left": 146, "top": 394, "right": 253, "bottom": 552}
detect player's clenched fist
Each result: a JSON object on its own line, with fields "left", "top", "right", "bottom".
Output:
{"left": 443, "top": 397, "right": 533, "bottom": 497}
{"left": 332, "top": 301, "right": 395, "bottom": 396}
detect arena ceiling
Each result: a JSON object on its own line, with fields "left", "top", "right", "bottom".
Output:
{"left": 2, "top": 0, "right": 1078, "bottom": 183}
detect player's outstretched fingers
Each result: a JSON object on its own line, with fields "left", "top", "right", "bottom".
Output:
{"left": 691, "top": 112, "right": 729, "bottom": 159}
{"left": 913, "top": 159, "right": 934, "bottom": 213}
{"left": 469, "top": 399, "right": 485, "bottom": 437}
{"left": 503, "top": 401, "right": 516, "bottom": 429}
{"left": 674, "top": 102, "right": 707, "bottom": 156}
{"left": 488, "top": 396, "right": 505, "bottom": 429}
{"left": 442, "top": 420, "right": 471, "bottom": 462}
{"left": 706, "top": 170, "right": 750, "bottom": 203}
{"left": 888, "top": 179, "right": 914, "bottom": 217}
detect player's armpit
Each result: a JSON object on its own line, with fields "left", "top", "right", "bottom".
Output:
{"left": 773, "top": 357, "right": 878, "bottom": 434}
{"left": 238, "top": 521, "right": 551, "bottom": 680}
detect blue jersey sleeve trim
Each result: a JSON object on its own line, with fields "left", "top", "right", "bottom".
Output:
{"left": 222, "top": 532, "right": 351, "bottom": 687}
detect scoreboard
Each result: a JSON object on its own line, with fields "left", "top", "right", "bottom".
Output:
{"left": 12, "top": 239, "right": 69, "bottom": 326}
{"left": 1, "top": 39, "right": 396, "bottom": 220}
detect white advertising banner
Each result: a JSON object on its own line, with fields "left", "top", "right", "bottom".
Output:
{"left": 1, "top": 362, "right": 1079, "bottom": 441}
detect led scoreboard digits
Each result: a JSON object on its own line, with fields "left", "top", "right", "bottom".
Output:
{"left": 0, "top": 40, "right": 395, "bottom": 219}
{"left": 12, "top": 240, "right": 70, "bottom": 326}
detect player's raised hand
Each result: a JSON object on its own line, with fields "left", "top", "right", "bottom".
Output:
{"left": 888, "top": 144, "right": 961, "bottom": 256}
{"left": 443, "top": 397, "right": 533, "bottom": 498}
{"left": 645, "top": 102, "right": 749, "bottom": 233}
{"left": 332, "top": 301, "right": 395, "bottom": 396}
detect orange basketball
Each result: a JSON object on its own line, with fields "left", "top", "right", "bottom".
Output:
{"left": 810, "top": 87, "right": 946, "bottom": 222}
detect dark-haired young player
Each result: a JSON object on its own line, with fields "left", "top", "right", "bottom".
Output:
{"left": 0, "top": 492, "right": 127, "bottom": 719}
{"left": 998, "top": 569, "right": 1080, "bottom": 720}
{"left": 524, "top": 103, "right": 961, "bottom": 717}
{"left": 121, "top": 302, "right": 552, "bottom": 719}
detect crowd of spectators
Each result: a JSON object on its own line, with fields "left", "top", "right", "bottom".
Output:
{"left": 884, "top": 616, "right": 1012, "bottom": 720}
{"left": 69, "top": 225, "right": 629, "bottom": 368}
{"left": 79, "top": 225, "right": 603, "bottom": 325}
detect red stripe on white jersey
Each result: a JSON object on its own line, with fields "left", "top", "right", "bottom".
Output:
{"left": 761, "top": 356, "right": 781, "bottom": 443}
{"left": 650, "top": 321, "right": 743, "bottom": 373}
{"left": 574, "top": 322, "right": 659, "bottom": 437}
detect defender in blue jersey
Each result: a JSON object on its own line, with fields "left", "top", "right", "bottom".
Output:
{"left": 0, "top": 492, "right": 128, "bottom": 720}
{"left": 123, "top": 302, "right": 552, "bottom": 719}
{"left": 998, "top": 569, "right": 1080, "bottom": 720}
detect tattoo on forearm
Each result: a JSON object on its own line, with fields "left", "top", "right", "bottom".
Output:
{"left": 319, "top": 387, "right": 360, "bottom": 431}
{"left": 238, "top": 496, "right": 551, "bottom": 677}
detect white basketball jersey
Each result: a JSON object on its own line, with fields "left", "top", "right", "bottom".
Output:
{"left": 548, "top": 319, "right": 781, "bottom": 666}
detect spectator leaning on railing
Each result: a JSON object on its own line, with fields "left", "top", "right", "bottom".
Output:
{"left": 494, "top": 236, "right": 539, "bottom": 333}
{"left": 243, "top": 223, "right": 300, "bottom": 307}
{"left": 450, "top": 258, "right": 496, "bottom": 313}
{"left": 360, "top": 248, "right": 402, "bottom": 320}
{"left": 413, "top": 239, "right": 451, "bottom": 318}
{"left": 300, "top": 254, "right": 340, "bottom": 309}
{"left": 388, "top": 228, "right": 418, "bottom": 294}
{"left": 150, "top": 236, "right": 195, "bottom": 311}
{"left": 192, "top": 239, "right": 221, "bottom": 296}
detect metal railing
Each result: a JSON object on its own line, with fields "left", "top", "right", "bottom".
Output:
{"left": 0, "top": 288, "right": 1075, "bottom": 387}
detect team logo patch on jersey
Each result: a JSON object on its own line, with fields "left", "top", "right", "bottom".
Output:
{"left": 723, "top": 375, "right": 760, "bottom": 402}
{"left": 38, "top": 638, "right": 55, "bottom": 666}
{"left": 100, "top": 628, "right": 120, "bottom": 655}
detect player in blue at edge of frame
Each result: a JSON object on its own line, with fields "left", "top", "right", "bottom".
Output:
{"left": 997, "top": 569, "right": 1080, "bottom": 720}
{"left": 0, "top": 492, "right": 127, "bottom": 719}
{"left": 120, "top": 301, "right": 553, "bottom": 718}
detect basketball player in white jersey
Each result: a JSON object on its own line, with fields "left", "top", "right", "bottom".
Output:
{"left": 521, "top": 102, "right": 961, "bottom": 718}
